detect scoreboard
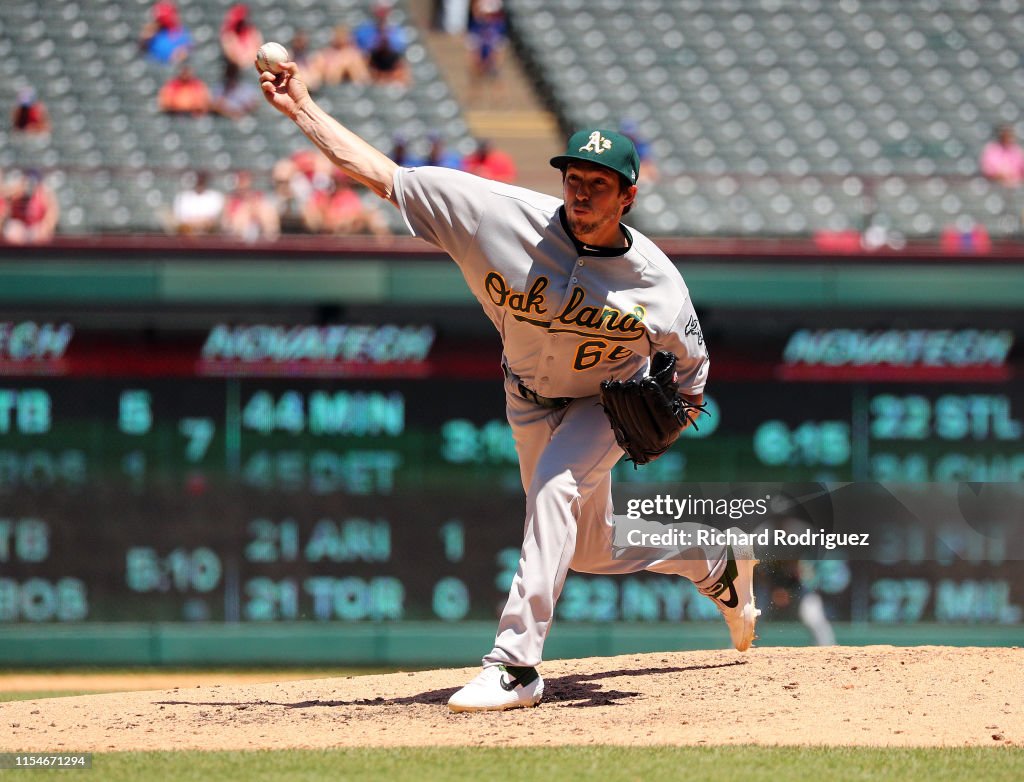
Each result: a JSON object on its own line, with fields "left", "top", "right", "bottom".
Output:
{"left": 0, "top": 319, "right": 1022, "bottom": 629}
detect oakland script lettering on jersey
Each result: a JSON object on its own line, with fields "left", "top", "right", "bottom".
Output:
{"left": 484, "top": 272, "right": 549, "bottom": 318}
{"left": 485, "top": 272, "right": 645, "bottom": 342}
{"left": 553, "top": 286, "right": 645, "bottom": 342}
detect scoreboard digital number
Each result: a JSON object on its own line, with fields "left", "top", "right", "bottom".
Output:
{"left": 0, "top": 374, "right": 1022, "bottom": 627}
{"left": 2, "top": 311, "right": 1024, "bottom": 630}
{"left": 750, "top": 392, "right": 1023, "bottom": 480}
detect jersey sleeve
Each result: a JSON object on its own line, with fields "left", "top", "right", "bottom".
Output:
{"left": 652, "top": 296, "right": 710, "bottom": 395}
{"left": 392, "top": 166, "right": 491, "bottom": 259}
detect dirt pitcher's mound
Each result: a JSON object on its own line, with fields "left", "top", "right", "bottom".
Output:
{"left": 2, "top": 646, "right": 1021, "bottom": 751}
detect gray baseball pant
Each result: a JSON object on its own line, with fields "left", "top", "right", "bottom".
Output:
{"left": 484, "top": 384, "right": 729, "bottom": 668}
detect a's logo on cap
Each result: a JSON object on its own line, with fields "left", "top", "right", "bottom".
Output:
{"left": 579, "top": 130, "right": 612, "bottom": 154}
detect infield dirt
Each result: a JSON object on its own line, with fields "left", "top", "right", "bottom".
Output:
{"left": 1, "top": 646, "right": 1020, "bottom": 751}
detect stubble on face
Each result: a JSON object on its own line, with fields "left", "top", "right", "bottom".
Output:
{"left": 565, "top": 209, "right": 614, "bottom": 239}
{"left": 562, "top": 162, "right": 634, "bottom": 246}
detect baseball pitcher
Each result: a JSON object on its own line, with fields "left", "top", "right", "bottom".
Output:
{"left": 258, "top": 59, "right": 758, "bottom": 712}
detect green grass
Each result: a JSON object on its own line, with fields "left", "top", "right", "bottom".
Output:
{"left": 82, "top": 747, "right": 1023, "bottom": 782}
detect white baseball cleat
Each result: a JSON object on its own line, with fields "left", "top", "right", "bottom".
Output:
{"left": 448, "top": 664, "right": 545, "bottom": 712}
{"left": 698, "top": 532, "right": 760, "bottom": 652}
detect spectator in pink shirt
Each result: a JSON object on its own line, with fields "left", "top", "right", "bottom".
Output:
{"left": 980, "top": 125, "right": 1024, "bottom": 187}
{"left": 220, "top": 3, "right": 262, "bottom": 70}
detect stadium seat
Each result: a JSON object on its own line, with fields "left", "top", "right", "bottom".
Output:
{"left": 0, "top": 0, "right": 474, "bottom": 235}
{"left": 506, "top": 0, "right": 1024, "bottom": 236}
{"left": 5, "top": 0, "right": 1024, "bottom": 238}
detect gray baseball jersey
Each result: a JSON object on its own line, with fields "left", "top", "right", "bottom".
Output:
{"left": 393, "top": 166, "right": 709, "bottom": 398}
{"left": 393, "top": 165, "right": 724, "bottom": 668}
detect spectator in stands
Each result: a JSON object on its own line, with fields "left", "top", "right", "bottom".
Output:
{"left": 303, "top": 172, "right": 389, "bottom": 236}
{"left": 390, "top": 133, "right": 420, "bottom": 167}
{"left": 139, "top": 1, "right": 192, "bottom": 65}
{"left": 433, "top": 0, "right": 471, "bottom": 34}
{"left": 158, "top": 64, "right": 211, "bottom": 115}
{"left": 465, "top": 0, "right": 508, "bottom": 104}
{"left": 368, "top": 33, "right": 411, "bottom": 87}
{"left": 354, "top": 2, "right": 407, "bottom": 57}
{"left": 271, "top": 169, "right": 307, "bottom": 233}
{"left": 980, "top": 124, "right": 1024, "bottom": 187}
{"left": 941, "top": 216, "right": 991, "bottom": 254}
{"left": 620, "top": 119, "right": 659, "bottom": 183}
{"left": 211, "top": 62, "right": 260, "bottom": 119}
{"left": 3, "top": 170, "right": 59, "bottom": 245}
{"left": 0, "top": 168, "right": 9, "bottom": 231}
{"left": 169, "top": 170, "right": 224, "bottom": 235}
{"left": 10, "top": 88, "right": 51, "bottom": 136}
{"left": 272, "top": 148, "right": 333, "bottom": 206}
{"left": 461, "top": 138, "right": 516, "bottom": 182}
{"left": 222, "top": 170, "right": 279, "bottom": 242}
{"left": 467, "top": 0, "right": 507, "bottom": 80}
{"left": 287, "top": 29, "right": 319, "bottom": 92}
{"left": 220, "top": 3, "right": 263, "bottom": 70}
{"left": 424, "top": 131, "right": 463, "bottom": 169}
{"left": 309, "top": 25, "right": 371, "bottom": 88}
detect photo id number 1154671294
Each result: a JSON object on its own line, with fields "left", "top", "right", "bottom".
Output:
{"left": 0, "top": 753, "right": 92, "bottom": 768}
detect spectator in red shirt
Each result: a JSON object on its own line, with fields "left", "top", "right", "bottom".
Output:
{"left": 220, "top": 3, "right": 262, "bottom": 70}
{"left": 303, "top": 173, "right": 389, "bottom": 235}
{"left": 272, "top": 148, "right": 332, "bottom": 207}
{"left": 0, "top": 168, "right": 9, "bottom": 227}
{"left": 158, "top": 64, "right": 211, "bottom": 115}
{"left": 11, "top": 88, "right": 50, "bottom": 136}
{"left": 4, "top": 170, "right": 59, "bottom": 245}
{"left": 462, "top": 139, "right": 517, "bottom": 183}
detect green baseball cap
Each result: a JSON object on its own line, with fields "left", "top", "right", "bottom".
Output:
{"left": 550, "top": 129, "right": 640, "bottom": 185}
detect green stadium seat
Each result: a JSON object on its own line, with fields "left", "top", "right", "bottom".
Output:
{"left": 0, "top": 0, "right": 475, "bottom": 234}
{"left": 505, "top": 0, "right": 1024, "bottom": 235}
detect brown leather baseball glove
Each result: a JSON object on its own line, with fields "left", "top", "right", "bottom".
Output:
{"left": 599, "top": 351, "right": 706, "bottom": 466}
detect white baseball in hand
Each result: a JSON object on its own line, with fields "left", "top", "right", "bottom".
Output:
{"left": 256, "top": 42, "right": 289, "bottom": 74}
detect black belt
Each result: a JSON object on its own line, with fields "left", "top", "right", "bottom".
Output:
{"left": 517, "top": 382, "right": 572, "bottom": 410}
